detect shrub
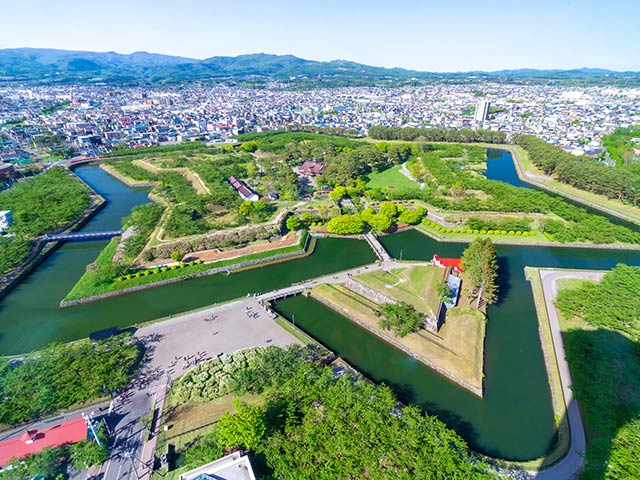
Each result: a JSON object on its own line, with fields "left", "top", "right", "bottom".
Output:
{"left": 171, "top": 265, "right": 178, "bottom": 270}
{"left": 473, "top": 229, "right": 479, "bottom": 234}
{"left": 144, "top": 270, "right": 152, "bottom": 276}
{"left": 487, "top": 230, "right": 494, "bottom": 235}
{"left": 516, "top": 231, "right": 522, "bottom": 236}
{"left": 453, "top": 229, "right": 459, "bottom": 233}
{"left": 508, "top": 230, "right": 515, "bottom": 235}
{"left": 501, "top": 230, "right": 507, "bottom": 235}
{"left": 480, "top": 229, "right": 487, "bottom": 234}
{"left": 196, "top": 259, "right": 203, "bottom": 264}
{"left": 522, "top": 231, "right": 529, "bottom": 236}
{"left": 466, "top": 229, "right": 473, "bottom": 234}
{"left": 161, "top": 267, "right": 168, "bottom": 272}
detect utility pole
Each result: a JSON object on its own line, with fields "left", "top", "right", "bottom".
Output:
{"left": 82, "top": 411, "right": 102, "bottom": 447}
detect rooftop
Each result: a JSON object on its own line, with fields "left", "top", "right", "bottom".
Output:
{"left": 180, "top": 452, "right": 257, "bottom": 480}
{"left": 0, "top": 417, "right": 87, "bottom": 467}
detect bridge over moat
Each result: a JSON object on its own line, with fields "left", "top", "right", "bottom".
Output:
{"left": 42, "top": 230, "right": 123, "bottom": 242}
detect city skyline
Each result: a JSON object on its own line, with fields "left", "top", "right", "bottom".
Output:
{"left": 1, "top": 0, "right": 639, "bottom": 72}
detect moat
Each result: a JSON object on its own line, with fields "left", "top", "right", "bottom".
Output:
{"left": 2, "top": 150, "right": 639, "bottom": 460}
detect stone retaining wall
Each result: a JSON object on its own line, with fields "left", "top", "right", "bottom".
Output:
{"left": 60, "top": 234, "right": 313, "bottom": 307}
{"left": 344, "top": 278, "right": 396, "bottom": 305}
{"left": 310, "top": 292, "right": 483, "bottom": 398}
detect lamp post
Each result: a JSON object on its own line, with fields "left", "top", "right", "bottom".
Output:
{"left": 82, "top": 411, "right": 102, "bottom": 447}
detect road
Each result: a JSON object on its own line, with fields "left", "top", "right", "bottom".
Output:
{"left": 533, "top": 269, "right": 604, "bottom": 480}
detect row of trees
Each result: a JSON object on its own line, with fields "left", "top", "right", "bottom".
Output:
{"left": 368, "top": 125, "right": 507, "bottom": 144}
{"left": 517, "top": 135, "right": 640, "bottom": 206}
{"left": 555, "top": 264, "right": 640, "bottom": 338}
{"left": 0, "top": 334, "right": 142, "bottom": 424}
{"left": 408, "top": 144, "right": 640, "bottom": 245}
{"left": 173, "top": 345, "right": 494, "bottom": 479}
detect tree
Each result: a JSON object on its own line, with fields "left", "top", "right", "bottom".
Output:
{"left": 376, "top": 302, "right": 423, "bottom": 337}
{"left": 239, "top": 200, "right": 254, "bottom": 216}
{"left": 363, "top": 212, "right": 392, "bottom": 233}
{"left": 70, "top": 439, "right": 109, "bottom": 469}
{"left": 286, "top": 215, "right": 302, "bottom": 231}
{"left": 379, "top": 201, "right": 398, "bottom": 218}
{"left": 326, "top": 214, "right": 365, "bottom": 235}
{"left": 171, "top": 251, "right": 185, "bottom": 262}
{"left": 217, "top": 401, "right": 266, "bottom": 451}
{"left": 397, "top": 208, "right": 424, "bottom": 225}
{"left": 460, "top": 237, "right": 498, "bottom": 306}
{"left": 328, "top": 186, "right": 348, "bottom": 202}
{"left": 70, "top": 421, "right": 109, "bottom": 469}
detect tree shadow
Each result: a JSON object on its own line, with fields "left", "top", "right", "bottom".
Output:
{"left": 551, "top": 328, "right": 640, "bottom": 479}
{"left": 492, "top": 255, "right": 511, "bottom": 306}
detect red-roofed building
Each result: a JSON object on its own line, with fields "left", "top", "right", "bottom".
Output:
{"left": 300, "top": 160, "right": 326, "bottom": 176}
{"left": 431, "top": 254, "right": 464, "bottom": 273}
{"left": 0, "top": 417, "right": 87, "bottom": 467}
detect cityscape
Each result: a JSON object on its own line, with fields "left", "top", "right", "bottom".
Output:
{"left": 0, "top": 1, "right": 639, "bottom": 480}
{"left": 2, "top": 83, "right": 640, "bottom": 169}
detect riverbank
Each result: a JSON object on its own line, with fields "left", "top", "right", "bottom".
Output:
{"left": 505, "top": 144, "right": 640, "bottom": 227}
{"left": 99, "top": 163, "right": 156, "bottom": 188}
{"left": 61, "top": 232, "right": 314, "bottom": 306}
{"left": 310, "top": 282, "right": 485, "bottom": 397}
{"left": 413, "top": 222, "right": 640, "bottom": 251}
{"left": 0, "top": 173, "right": 106, "bottom": 301}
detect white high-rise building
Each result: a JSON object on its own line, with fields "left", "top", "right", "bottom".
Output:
{"left": 474, "top": 100, "right": 490, "bottom": 123}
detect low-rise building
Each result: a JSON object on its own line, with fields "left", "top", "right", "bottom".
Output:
{"left": 179, "top": 452, "right": 257, "bottom": 480}
{"left": 228, "top": 175, "right": 259, "bottom": 202}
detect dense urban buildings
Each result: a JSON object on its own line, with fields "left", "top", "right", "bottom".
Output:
{"left": 1, "top": 84, "right": 639, "bottom": 171}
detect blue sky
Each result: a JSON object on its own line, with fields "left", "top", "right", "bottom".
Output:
{"left": 1, "top": 0, "right": 638, "bottom": 71}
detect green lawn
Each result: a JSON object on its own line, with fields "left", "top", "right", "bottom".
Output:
{"left": 365, "top": 164, "right": 419, "bottom": 191}
{"left": 355, "top": 265, "right": 446, "bottom": 317}
{"left": 312, "top": 282, "right": 486, "bottom": 392}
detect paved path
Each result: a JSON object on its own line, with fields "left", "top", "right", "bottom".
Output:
{"left": 533, "top": 269, "right": 604, "bottom": 480}
{"left": 96, "top": 298, "right": 303, "bottom": 480}
{"left": 399, "top": 161, "right": 424, "bottom": 190}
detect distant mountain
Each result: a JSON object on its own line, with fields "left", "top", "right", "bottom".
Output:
{"left": 0, "top": 48, "right": 638, "bottom": 87}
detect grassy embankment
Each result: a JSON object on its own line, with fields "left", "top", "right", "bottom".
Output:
{"left": 312, "top": 265, "right": 485, "bottom": 392}
{"left": 513, "top": 145, "right": 640, "bottom": 226}
{"left": 64, "top": 232, "right": 312, "bottom": 302}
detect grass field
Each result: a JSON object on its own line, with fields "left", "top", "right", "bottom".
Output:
{"left": 365, "top": 164, "right": 419, "bottom": 191}
{"left": 312, "top": 282, "right": 485, "bottom": 391}
{"left": 355, "top": 265, "right": 445, "bottom": 317}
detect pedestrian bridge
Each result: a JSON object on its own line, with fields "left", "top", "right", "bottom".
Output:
{"left": 42, "top": 230, "right": 123, "bottom": 242}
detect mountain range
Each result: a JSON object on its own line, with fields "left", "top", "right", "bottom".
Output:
{"left": 1, "top": 48, "right": 638, "bottom": 87}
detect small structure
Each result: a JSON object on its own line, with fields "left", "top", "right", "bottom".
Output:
{"left": 300, "top": 160, "right": 326, "bottom": 176}
{"left": 431, "top": 254, "right": 464, "bottom": 273}
{"left": 228, "top": 176, "right": 259, "bottom": 202}
{"left": 0, "top": 163, "right": 16, "bottom": 183}
{"left": 179, "top": 452, "right": 257, "bottom": 480}
{"left": 0, "top": 417, "right": 87, "bottom": 467}
{"left": 0, "top": 210, "right": 12, "bottom": 233}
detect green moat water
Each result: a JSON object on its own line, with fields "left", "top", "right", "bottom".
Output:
{"left": 2, "top": 153, "right": 640, "bottom": 460}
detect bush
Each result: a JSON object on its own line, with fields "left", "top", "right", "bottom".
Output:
{"left": 480, "top": 230, "right": 487, "bottom": 234}
{"left": 522, "top": 232, "right": 529, "bottom": 236}
{"left": 473, "top": 229, "right": 479, "bottom": 234}
{"left": 466, "top": 229, "right": 473, "bottom": 234}
{"left": 501, "top": 230, "right": 507, "bottom": 235}
{"left": 508, "top": 230, "right": 515, "bottom": 235}
{"left": 487, "top": 230, "right": 494, "bottom": 235}
{"left": 516, "top": 231, "right": 522, "bottom": 236}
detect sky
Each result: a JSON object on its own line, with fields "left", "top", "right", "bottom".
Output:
{"left": 1, "top": 0, "right": 639, "bottom": 72}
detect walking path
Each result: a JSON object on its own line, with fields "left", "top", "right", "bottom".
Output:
{"left": 399, "top": 161, "right": 425, "bottom": 190}
{"left": 533, "top": 269, "right": 604, "bottom": 480}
